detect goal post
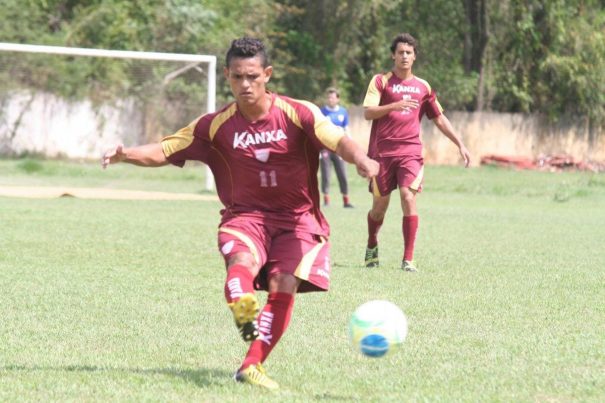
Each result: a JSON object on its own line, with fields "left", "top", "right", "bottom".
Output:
{"left": 0, "top": 42, "right": 216, "bottom": 190}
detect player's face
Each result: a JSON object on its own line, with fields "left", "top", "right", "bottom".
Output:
{"left": 392, "top": 42, "right": 416, "bottom": 71}
{"left": 224, "top": 56, "right": 273, "bottom": 106}
{"left": 326, "top": 93, "right": 339, "bottom": 108}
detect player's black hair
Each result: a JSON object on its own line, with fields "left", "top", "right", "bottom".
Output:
{"left": 390, "top": 33, "right": 418, "bottom": 54}
{"left": 225, "top": 37, "right": 270, "bottom": 68}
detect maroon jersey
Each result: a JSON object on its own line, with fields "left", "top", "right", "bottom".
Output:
{"left": 363, "top": 73, "right": 443, "bottom": 158}
{"left": 161, "top": 92, "right": 344, "bottom": 236}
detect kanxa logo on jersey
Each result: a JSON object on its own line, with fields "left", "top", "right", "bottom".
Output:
{"left": 232, "top": 129, "right": 288, "bottom": 149}
{"left": 391, "top": 84, "right": 420, "bottom": 94}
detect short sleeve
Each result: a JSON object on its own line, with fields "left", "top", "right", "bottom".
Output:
{"left": 363, "top": 75, "right": 384, "bottom": 107}
{"left": 161, "top": 115, "right": 210, "bottom": 166}
{"left": 297, "top": 100, "right": 345, "bottom": 152}
{"left": 424, "top": 90, "right": 443, "bottom": 120}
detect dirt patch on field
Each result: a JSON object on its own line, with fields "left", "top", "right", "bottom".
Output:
{"left": 0, "top": 186, "right": 218, "bottom": 201}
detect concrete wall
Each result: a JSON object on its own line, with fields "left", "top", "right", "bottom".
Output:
{"left": 0, "top": 92, "right": 142, "bottom": 159}
{"left": 1, "top": 93, "right": 604, "bottom": 164}
{"left": 348, "top": 106, "right": 605, "bottom": 166}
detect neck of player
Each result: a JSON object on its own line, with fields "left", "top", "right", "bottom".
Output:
{"left": 394, "top": 66, "right": 413, "bottom": 80}
{"left": 238, "top": 92, "right": 272, "bottom": 122}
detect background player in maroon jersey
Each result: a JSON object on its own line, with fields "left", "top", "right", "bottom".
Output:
{"left": 363, "top": 33, "right": 471, "bottom": 272}
{"left": 102, "top": 37, "right": 378, "bottom": 390}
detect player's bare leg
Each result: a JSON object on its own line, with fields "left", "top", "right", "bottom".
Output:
{"left": 400, "top": 186, "right": 418, "bottom": 272}
{"left": 224, "top": 253, "right": 262, "bottom": 341}
{"left": 366, "top": 194, "right": 390, "bottom": 267}
{"left": 400, "top": 186, "right": 417, "bottom": 216}
{"left": 235, "top": 274, "right": 301, "bottom": 390}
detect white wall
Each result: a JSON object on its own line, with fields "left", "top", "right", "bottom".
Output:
{"left": 348, "top": 106, "right": 605, "bottom": 166}
{"left": 0, "top": 92, "right": 142, "bottom": 159}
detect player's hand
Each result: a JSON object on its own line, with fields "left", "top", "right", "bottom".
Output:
{"left": 459, "top": 145, "right": 471, "bottom": 167}
{"left": 101, "top": 144, "right": 126, "bottom": 169}
{"left": 356, "top": 157, "right": 380, "bottom": 179}
{"left": 391, "top": 98, "right": 419, "bottom": 112}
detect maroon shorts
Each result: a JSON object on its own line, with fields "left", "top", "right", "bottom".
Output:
{"left": 217, "top": 217, "right": 331, "bottom": 293}
{"left": 369, "top": 155, "right": 424, "bottom": 196}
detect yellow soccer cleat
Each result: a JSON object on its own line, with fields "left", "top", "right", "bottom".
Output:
{"left": 228, "top": 293, "right": 260, "bottom": 342}
{"left": 235, "top": 364, "right": 279, "bottom": 390}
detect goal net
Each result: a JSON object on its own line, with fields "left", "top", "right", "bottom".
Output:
{"left": 0, "top": 42, "right": 216, "bottom": 190}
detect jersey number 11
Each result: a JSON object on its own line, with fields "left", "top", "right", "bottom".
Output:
{"left": 259, "top": 170, "right": 277, "bottom": 187}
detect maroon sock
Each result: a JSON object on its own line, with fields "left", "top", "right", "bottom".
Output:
{"left": 367, "top": 212, "right": 384, "bottom": 248}
{"left": 240, "top": 292, "right": 295, "bottom": 370}
{"left": 224, "top": 264, "right": 255, "bottom": 304}
{"left": 403, "top": 215, "right": 419, "bottom": 261}
{"left": 343, "top": 195, "right": 350, "bottom": 205}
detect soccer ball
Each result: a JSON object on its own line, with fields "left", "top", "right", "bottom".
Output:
{"left": 348, "top": 300, "right": 408, "bottom": 358}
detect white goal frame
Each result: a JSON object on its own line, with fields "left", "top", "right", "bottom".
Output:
{"left": 0, "top": 42, "right": 217, "bottom": 190}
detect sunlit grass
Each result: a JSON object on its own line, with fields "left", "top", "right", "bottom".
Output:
{"left": 1, "top": 158, "right": 604, "bottom": 401}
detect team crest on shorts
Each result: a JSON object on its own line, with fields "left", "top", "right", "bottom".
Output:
{"left": 221, "top": 240, "right": 235, "bottom": 255}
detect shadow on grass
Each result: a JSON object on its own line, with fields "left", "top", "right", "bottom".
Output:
{"left": 2, "top": 365, "right": 358, "bottom": 399}
{"left": 1, "top": 364, "right": 231, "bottom": 388}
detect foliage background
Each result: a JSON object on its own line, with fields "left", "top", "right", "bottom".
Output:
{"left": 0, "top": 0, "right": 604, "bottom": 127}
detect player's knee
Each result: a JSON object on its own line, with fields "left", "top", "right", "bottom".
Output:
{"left": 268, "top": 273, "right": 299, "bottom": 294}
{"left": 402, "top": 194, "right": 415, "bottom": 206}
{"left": 370, "top": 198, "right": 389, "bottom": 218}
{"left": 227, "top": 252, "right": 257, "bottom": 271}
{"left": 369, "top": 208, "right": 386, "bottom": 222}
{"left": 400, "top": 188, "right": 416, "bottom": 204}
{"left": 400, "top": 195, "right": 417, "bottom": 216}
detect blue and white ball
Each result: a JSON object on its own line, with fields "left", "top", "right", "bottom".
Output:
{"left": 349, "top": 300, "right": 408, "bottom": 358}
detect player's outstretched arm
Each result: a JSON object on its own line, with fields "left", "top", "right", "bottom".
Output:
{"left": 101, "top": 143, "right": 169, "bottom": 169}
{"left": 334, "top": 136, "right": 379, "bottom": 179}
{"left": 432, "top": 114, "right": 471, "bottom": 167}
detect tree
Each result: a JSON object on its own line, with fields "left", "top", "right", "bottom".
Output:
{"left": 1, "top": 0, "right": 603, "bottom": 128}
{"left": 463, "top": 0, "right": 489, "bottom": 110}
{"left": 490, "top": 0, "right": 605, "bottom": 127}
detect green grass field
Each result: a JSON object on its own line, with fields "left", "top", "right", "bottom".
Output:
{"left": 1, "top": 158, "right": 604, "bottom": 402}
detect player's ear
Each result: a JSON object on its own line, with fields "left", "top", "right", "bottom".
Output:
{"left": 264, "top": 65, "right": 273, "bottom": 83}
{"left": 223, "top": 66, "right": 230, "bottom": 80}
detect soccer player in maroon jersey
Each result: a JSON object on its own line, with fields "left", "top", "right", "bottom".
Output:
{"left": 363, "top": 33, "right": 471, "bottom": 272}
{"left": 102, "top": 37, "right": 379, "bottom": 390}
